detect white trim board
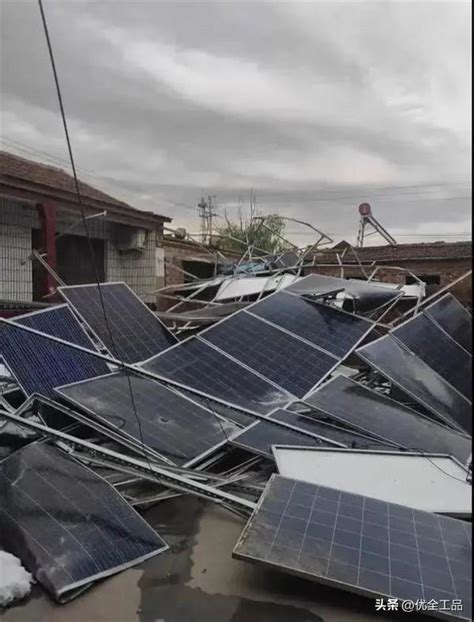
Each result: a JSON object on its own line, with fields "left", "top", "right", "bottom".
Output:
{"left": 272, "top": 446, "right": 472, "bottom": 516}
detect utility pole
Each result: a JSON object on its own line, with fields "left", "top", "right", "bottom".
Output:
{"left": 197, "top": 195, "right": 218, "bottom": 245}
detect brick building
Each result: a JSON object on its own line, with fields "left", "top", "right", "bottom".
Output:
{"left": 0, "top": 151, "right": 170, "bottom": 307}
{"left": 310, "top": 241, "right": 472, "bottom": 307}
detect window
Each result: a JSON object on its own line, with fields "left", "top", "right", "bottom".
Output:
{"left": 405, "top": 274, "right": 441, "bottom": 285}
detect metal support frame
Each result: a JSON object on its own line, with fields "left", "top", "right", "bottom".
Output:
{"left": 1, "top": 410, "right": 256, "bottom": 513}
{"left": 29, "top": 249, "right": 66, "bottom": 288}
{"left": 356, "top": 212, "right": 397, "bottom": 248}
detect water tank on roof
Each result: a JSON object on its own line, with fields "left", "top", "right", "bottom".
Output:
{"left": 174, "top": 228, "right": 187, "bottom": 240}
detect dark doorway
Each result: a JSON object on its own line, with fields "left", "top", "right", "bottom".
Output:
{"left": 56, "top": 234, "right": 105, "bottom": 285}
{"left": 406, "top": 274, "right": 441, "bottom": 296}
{"left": 182, "top": 259, "right": 215, "bottom": 282}
{"left": 31, "top": 231, "right": 106, "bottom": 301}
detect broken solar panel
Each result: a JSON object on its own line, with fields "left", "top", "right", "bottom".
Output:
{"left": 305, "top": 376, "right": 472, "bottom": 464}
{"left": 200, "top": 313, "right": 336, "bottom": 397}
{"left": 424, "top": 294, "right": 472, "bottom": 354}
{"left": 56, "top": 371, "right": 235, "bottom": 466}
{"left": 357, "top": 335, "right": 472, "bottom": 436}
{"left": 285, "top": 274, "right": 400, "bottom": 312}
{"left": 230, "top": 409, "right": 388, "bottom": 458}
{"left": 0, "top": 305, "right": 109, "bottom": 398}
{"left": 0, "top": 442, "right": 168, "bottom": 602}
{"left": 392, "top": 312, "right": 472, "bottom": 400}
{"left": 249, "top": 291, "right": 372, "bottom": 357}
{"left": 233, "top": 475, "right": 472, "bottom": 621}
{"left": 59, "top": 282, "right": 177, "bottom": 364}
{"left": 285, "top": 274, "right": 348, "bottom": 296}
{"left": 141, "top": 339, "right": 293, "bottom": 414}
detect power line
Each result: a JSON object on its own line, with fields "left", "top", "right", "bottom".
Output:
{"left": 285, "top": 232, "right": 472, "bottom": 237}
{"left": 37, "top": 0, "right": 152, "bottom": 470}
{"left": 2, "top": 137, "right": 470, "bottom": 203}
{"left": 1, "top": 136, "right": 197, "bottom": 214}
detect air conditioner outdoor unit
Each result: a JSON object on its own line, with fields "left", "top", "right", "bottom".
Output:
{"left": 117, "top": 228, "right": 147, "bottom": 252}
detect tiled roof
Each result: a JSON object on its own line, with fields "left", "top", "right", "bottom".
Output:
{"left": 0, "top": 151, "right": 130, "bottom": 207}
{"left": 0, "top": 150, "right": 171, "bottom": 223}
{"left": 314, "top": 241, "right": 472, "bottom": 263}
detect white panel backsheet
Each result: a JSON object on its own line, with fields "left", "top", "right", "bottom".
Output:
{"left": 272, "top": 447, "right": 471, "bottom": 516}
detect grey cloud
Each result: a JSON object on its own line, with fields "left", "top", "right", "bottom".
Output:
{"left": 1, "top": 1, "right": 471, "bottom": 244}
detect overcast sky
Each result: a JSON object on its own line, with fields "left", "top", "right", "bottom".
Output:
{"left": 1, "top": 1, "right": 471, "bottom": 245}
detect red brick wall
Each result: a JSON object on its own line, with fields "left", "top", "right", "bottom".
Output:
{"left": 159, "top": 240, "right": 240, "bottom": 310}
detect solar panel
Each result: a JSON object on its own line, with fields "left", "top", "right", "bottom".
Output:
{"left": 269, "top": 409, "right": 387, "bottom": 449}
{"left": 233, "top": 474, "right": 472, "bottom": 621}
{"left": 56, "top": 371, "right": 234, "bottom": 466}
{"left": 229, "top": 420, "right": 330, "bottom": 457}
{"left": 392, "top": 313, "right": 472, "bottom": 399}
{"left": 201, "top": 312, "right": 336, "bottom": 397}
{"left": 424, "top": 294, "right": 472, "bottom": 354}
{"left": 249, "top": 291, "right": 372, "bottom": 357}
{"left": 272, "top": 448, "right": 472, "bottom": 516}
{"left": 305, "top": 376, "right": 472, "bottom": 464}
{"left": 285, "top": 275, "right": 400, "bottom": 312}
{"left": 0, "top": 305, "right": 109, "bottom": 398}
{"left": 0, "top": 442, "right": 168, "bottom": 602}
{"left": 357, "top": 335, "right": 472, "bottom": 436}
{"left": 285, "top": 274, "right": 350, "bottom": 296}
{"left": 59, "top": 282, "right": 177, "bottom": 364}
{"left": 229, "top": 409, "right": 389, "bottom": 458}
{"left": 141, "top": 339, "right": 293, "bottom": 414}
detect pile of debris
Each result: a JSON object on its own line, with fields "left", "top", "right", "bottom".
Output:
{"left": 0, "top": 274, "right": 471, "bottom": 620}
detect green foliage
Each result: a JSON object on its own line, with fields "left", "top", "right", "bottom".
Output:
{"left": 216, "top": 213, "right": 290, "bottom": 254}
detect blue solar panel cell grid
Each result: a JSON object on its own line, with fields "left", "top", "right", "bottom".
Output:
{"left": 56, "top": 371, "right": 232, "bottom": 465}
{"left": 356, "top": 335, "right": 472, "bottom": 436}
{"left": 425, "top": 295, "right": 472, "bottom": 354}
{"left": 306, "top": 376, "right": 472, "bottom": 463}
{"left": 0, "top": 305, "right": 109, "bottom": 398}
{"left": 59, "top": 283, "right": 177, "bottom": 364}
{"left": 234, "top": 475, "right": 472, "bottom": 621}
{"left": 201, "top": 312, "right": 336, "bottom": 397}
{"left": 249, "top": 291, "right": 372, "bottom": 357}
{"left": 141, "top": 339, "right": 292, "bottom": 414}
{"left": 0, "top": 443, "right": 167, "bottom": 601}
{"left": 392, "top": 313, "right": 472, "bottom": 400}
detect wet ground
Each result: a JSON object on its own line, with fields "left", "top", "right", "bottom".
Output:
{"left": 2, "top": 496, "right": 423, "bottom": 622}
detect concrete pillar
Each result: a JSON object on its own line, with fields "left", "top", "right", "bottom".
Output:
{"left": 36, "top": 201, "right": 57, "bottom": 299}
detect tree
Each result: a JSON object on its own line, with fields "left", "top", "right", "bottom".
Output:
{"left": 216, "top": 210, "right": 291, "bottom": 255}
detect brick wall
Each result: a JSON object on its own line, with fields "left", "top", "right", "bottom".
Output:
{"left": 163, "top": 239, "right": 208, "bottom": 288}
{"left": 159, "top": 239, "right": 237, "bottom": 311}
{"left": 163, "top": 238, "right": 241, "bottom": 288}
{"left": 308, "top": 258, "right": 472, "bottom": 307}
